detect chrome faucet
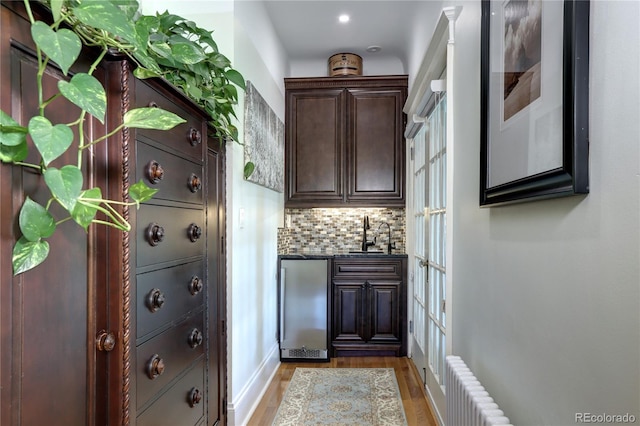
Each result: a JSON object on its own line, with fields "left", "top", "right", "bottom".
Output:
{"left": 361, "top": 215, "right": 376, "bottom": 251}
{"left": 377, "top": 221, "right": 396, "bottom": 254}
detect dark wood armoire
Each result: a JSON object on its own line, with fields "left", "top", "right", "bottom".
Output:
{"left": 0, "top": 3, "right": 227, "bottom": 425}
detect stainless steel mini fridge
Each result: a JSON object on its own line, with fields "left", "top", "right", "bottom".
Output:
{"left": 279, "top": 259, "right": 329, "bottom": 360}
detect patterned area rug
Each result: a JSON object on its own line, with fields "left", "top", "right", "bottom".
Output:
{"left": 272, "top": 368, "right": 408, "bottom": 426}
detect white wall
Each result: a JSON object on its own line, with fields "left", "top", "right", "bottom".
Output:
{"left": 289, "top": 55, "right": 405, "bottom": 77}
{"left": 227, "top": 2, "right": 287, "bottom": 424}
{"left": 448, "top": 1, "right": 640, "bottom": 425}
{"left": 138, "top": 2, "right": 287, "bottom": 425}
{"left": 405, "top": 0, "right": 443, "bottom": 89}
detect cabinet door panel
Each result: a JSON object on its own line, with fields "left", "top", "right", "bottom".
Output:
{"left": 0, "top": 8, "right": 109, "bottom": 423}
{"left": 332, "top": 283, "right": 365, "bottom": 343}
{"left": 368, "top": 283, "right": 401, "bottom": 343}
{"left": 348, "top": 89, "right": 405, "bottom": 204}
{"left": 286, "top": 90, "right": 345, "bottom": 205}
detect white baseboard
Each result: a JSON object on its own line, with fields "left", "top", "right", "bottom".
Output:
{"left": 227, "top": 343, "right": 280, "bottom": 426}
{"left": 424, "top": 382, "right": 445, "bottom": 426}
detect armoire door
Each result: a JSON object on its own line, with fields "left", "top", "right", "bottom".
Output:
{"left": 0, "top": 3, "right": 114, "bottom": 425}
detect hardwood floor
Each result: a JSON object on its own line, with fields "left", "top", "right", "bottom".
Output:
{"left": 247, "top": 356, "right": 438, "bottom": 426}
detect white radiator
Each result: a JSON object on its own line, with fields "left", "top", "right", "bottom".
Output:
{"left": 445, "top": 356, "right": 512, "bottom": 426}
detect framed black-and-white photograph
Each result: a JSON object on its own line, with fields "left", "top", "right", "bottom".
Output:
{"left": 480, "top": 0, "right": 590, "bottom": 206}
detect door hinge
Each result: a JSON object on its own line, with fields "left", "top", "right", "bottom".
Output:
{"left": 221, "top": 319, "right": 226, "bottom": 336}
{"left": 409, "top": 320, "right": 413, "bottom": 334}
{"left": 410, "top": 146, "right": 414, "bottom": 161}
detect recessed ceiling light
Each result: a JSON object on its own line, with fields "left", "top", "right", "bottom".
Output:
{"left": 338, "top": 14, "right": 350, "bottom": 23}
{"left": 366, "top": 45, "right": 382, "bottom": 53}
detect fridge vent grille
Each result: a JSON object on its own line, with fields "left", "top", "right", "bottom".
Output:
{"left": 289, "top": 348, "right": 322, "bottom": 358}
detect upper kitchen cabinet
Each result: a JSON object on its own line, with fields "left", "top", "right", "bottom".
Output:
{"left": 285, "top": 76, "right": 408, "bottom": 207}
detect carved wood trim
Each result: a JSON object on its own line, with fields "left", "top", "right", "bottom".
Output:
{"left": 284, "top": 75, "right": 408, "bottom": 90}
{"left": 120, "top": 59, "right": 132, "bottom": 426}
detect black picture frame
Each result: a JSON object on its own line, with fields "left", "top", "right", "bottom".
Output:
{"left": 480, "top": 0, "right": 590, "bottom": 206}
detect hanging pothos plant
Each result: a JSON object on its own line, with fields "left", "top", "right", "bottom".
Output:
{"left": 0, "top": 0, "right": 248, "bottom": 275}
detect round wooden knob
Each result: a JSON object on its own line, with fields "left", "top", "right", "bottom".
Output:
{"left": 146, "top": 160, "right": 164, "bottom": 184}
{"left": 188, "top": 127, "right": 202, "bottom": 146}
{"left": 146, "top": 223, "right": 165, "bottom": 246}
{"left": 188, "top": 387, "right": 202, "bottom": 407}
{"left": 146, "top": 354, "right": 165, "bottom": 380}
{"left": 189, "top": 173, "right": 202, "bottom": 193}
{"left": 189, "top": 276, "right": 203, "bottom": 295}
{"left": 146, "top": 288, "right": 165, "bottom": 313}
{"left": 188, "top": 223, "right": 202, "bottom": 242}
{"left": 96, "top": 330, "right": 116, "bottom": 352}
{"left": 188, "top": 328, "right": 203, "bottom": 348}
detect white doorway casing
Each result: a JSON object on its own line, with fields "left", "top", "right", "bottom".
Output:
{"left": 403, "top": 6, "right": 461, "bottom": 425}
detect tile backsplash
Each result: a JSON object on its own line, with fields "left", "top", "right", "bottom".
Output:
{"left": 278, "top": 208, "right": 406, "bottom": 254}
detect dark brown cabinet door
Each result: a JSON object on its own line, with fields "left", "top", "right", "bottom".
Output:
{"left": 0, "top": 4, "right": 113, "bottom": 425}
{"left": 347, "top": 89, "right": 405, "bottom": 205}
{"left": 284, "top": 76, "right": 407, "bottom": 208}
{"left": 332, "top": 282, "right": 367, "bottom": 344}
{"left": 285, "top": 88, "right": 345, "bottom": 205}
{"left": 366, "top": 282, "right": 402, "bottom": 344}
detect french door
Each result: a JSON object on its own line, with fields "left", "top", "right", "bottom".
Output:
{"left": 410, "top": 91, "right": 448, "bottom": 418}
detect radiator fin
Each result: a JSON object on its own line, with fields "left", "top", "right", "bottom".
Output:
{"left": 445, "top": 355, "right": 512, "bottom": 426}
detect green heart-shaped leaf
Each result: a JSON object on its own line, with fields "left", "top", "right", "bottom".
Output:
{"left": 13, "top": 236, "right": 50, "bottom": 275}
{"left": 31, "top": 21, "right": 81, "bottom": 76}
{"left": 19, "top": 197, "right": 56, "bottom": 242}
{"left": 225, "top": 69, "right": 246, "bottom": 90}
{"left": 43, "top": 165, "right": 83, "bottom": 212}
{"left": 50, "top": 0, "right": 63, "bottom": 22}
{"left": 72, "top": 187, "right": 102, "bottom": 230}
{"left": 170, "top": 43, "right": 206, "bottom": 65}
{"left": 72, "top": 1, "right": 136, "bottom": 45}
{"left": 133, "top": 67, "right": 161, "bottom": 80}
{"left": 58, "top": 73, "right": 106, "bottom": 123}
{"left": 244, "top": 161, "right": 255, "bottom": 179}
{"left": 129, "top": 179, "right": 158, "bottom": 207}
{"left": 28, "top": 116, "right": 73, "bottom": 166}
{"left": 0, "top": 110, "right": 27, "bottom": 147}
{"left": 0, "top": 140, "right": 28, "bottom": 163}
{"left": 123, "top": 107, "right": 186, "bottom": 130}
{"left": 149, "top": 42, "right": 172, "bottom": 59}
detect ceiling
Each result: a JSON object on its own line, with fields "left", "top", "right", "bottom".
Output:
{"left": 262, "top": 1, "right": 432, "bottom": 66}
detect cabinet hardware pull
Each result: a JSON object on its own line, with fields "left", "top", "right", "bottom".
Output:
{"left": 146, "top": 288, "right": 165, "bottom": 313}
{"left": 188, "top": 127, "right": 202, "bottom": 146}
{"left": 419, "top": 259, "right": 429, "bottom": 268}
{"left": 189, "top": 276, "right": 203, "bottom": 295}
{"left": 188, "top": 328, "right": 203, "bottom": 348}
{"left": 188, "top": 387, "right": 202, "bottom": 407}
{"left": 188, "top": 173, "right": 202, "bottom": 193}
{"left": 96, "top": 330, "right": 116, "bottom": 352}
{"left": 188, "top": 223, "right": 202, "bottom": 242}
{"left": 146, "top": 354, "right": 165, "bottom": 380}
{"left": 146, "top": 223, "right": 165, "bottom": 246}
{"left": 148, "top": 101, "right": 158, "bottom": 108}
{"left": 146, "top": 160, "right": 164, "bottom": 184}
